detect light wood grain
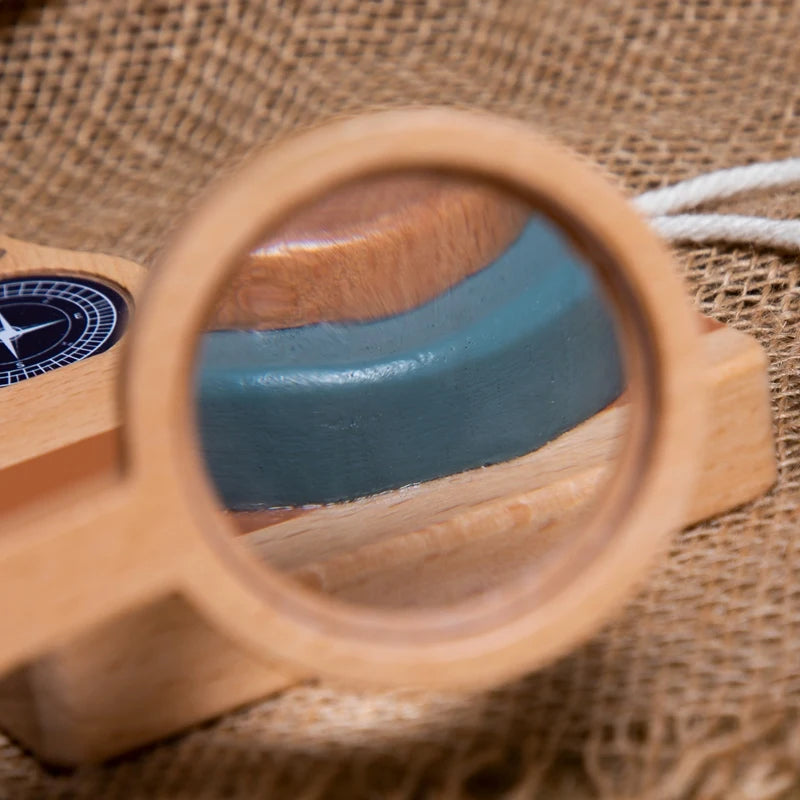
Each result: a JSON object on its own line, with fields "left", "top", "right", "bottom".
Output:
{"left": 0, "top": 595, "right": 303, "bottom": 765}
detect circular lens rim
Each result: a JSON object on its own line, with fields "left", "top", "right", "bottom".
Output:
{"left": 124, "top": 109, "right": 704, "bottom": 689}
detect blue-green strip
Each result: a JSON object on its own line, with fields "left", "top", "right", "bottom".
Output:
{"left": 196, "top": 217, "right": 623, "bottom": 509}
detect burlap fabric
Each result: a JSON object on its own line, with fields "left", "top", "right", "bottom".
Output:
{"left": 2, "top": 1, "right": 799, "bottom": 797}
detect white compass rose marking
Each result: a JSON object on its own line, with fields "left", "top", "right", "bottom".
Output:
{"left": 0, "top": 310, "right": 65, "bottom": 359}
{"left": 0, "top": 312, "right": 19, "bottom": 358}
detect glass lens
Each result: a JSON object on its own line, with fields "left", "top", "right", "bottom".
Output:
{"left": 191, "top": 170, "right": 629, "bottom": 610}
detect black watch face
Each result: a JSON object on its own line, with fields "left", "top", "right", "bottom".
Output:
{"left": 0, "top": 274, "right": 129, "bottom": 387}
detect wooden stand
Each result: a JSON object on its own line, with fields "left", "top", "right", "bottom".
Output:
{"left": 0, "top": 246, "right": 775, "bottom": 764}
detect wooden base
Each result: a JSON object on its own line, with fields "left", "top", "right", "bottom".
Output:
{"left": 0, "top": 320, "right": 775, "bottom": 765}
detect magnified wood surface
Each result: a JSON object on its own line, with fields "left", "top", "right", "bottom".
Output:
{"left": 209, "top": 172, "right": 530, "bottom": 330}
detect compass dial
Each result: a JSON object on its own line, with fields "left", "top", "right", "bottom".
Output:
{"left": 0, "top": 275, "right": 129, "bottom": 387}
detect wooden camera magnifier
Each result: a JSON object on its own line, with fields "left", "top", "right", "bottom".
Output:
{"left": 0, "top": 110, "right": 775, "bottom": 764}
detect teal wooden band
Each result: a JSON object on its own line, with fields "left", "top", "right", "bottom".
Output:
{"left": 196, "top": 217, "right": 623, "bottom": 510}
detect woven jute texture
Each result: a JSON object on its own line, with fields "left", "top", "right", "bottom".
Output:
{"left": 2, "top": 1, "right": 800, "bottom": 797}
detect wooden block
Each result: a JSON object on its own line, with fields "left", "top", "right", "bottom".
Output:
{"left": 687, "top": 320, "right": 776, "bottom": 524}
{"left": 0, "top": 595, "right": 301, "bottom": 765}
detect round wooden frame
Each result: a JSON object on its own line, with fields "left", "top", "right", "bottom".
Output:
{"left": 0, "top": 109, "right": 704, "bottom": 689}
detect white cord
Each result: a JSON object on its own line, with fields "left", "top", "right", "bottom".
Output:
{"left": 632, "top": 158, "right": 800, "bottom": 253}
{"left": 635, "top": 158, "right": 800, "bottom": 216}
{"left": 649, "top": 214, "right": 800, "bottom": 251}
